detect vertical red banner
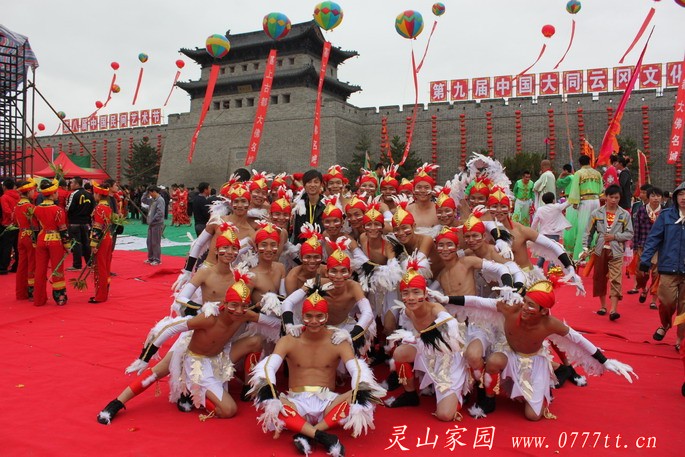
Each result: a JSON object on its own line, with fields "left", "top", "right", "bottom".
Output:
{"left": 187, "top": 64, "right": 220, "bottom": 163}
{"left": 245, "top": 49, "right": 277, "bottom": 166}
{"left": 310, "top": 41, "right": 331, "bottom": 167}
{"left": 668, "top": 58, "right": 685, "bottom": 165}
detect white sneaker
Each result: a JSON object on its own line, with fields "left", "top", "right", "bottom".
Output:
{"left": 143, "top": 259, "right": 152, "bottom": 264}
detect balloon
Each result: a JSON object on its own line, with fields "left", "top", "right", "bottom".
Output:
{"left": 395, "top": 10, "right": 424, "bottom": 39}
{"left": 313, "top": 2, "right": 343, "bottom": 31}
{"left": 432, "top": 2, "right": 446, "bottom": 16}
{"left": 263, "top": 12, "right": 292, "bottom": 40}
{"left": 138, "top": 53, "right": 148, "bottom": 63}
{"left": 566, "top": 0, "right": 581, "bottom": 14}
{"left": 175, "top": 59, "right": 185, "bottom": 69}
{"left": 95, "top": 101, "right": 103, "bottom": 109}
{"left": 111, "top": 84, "right": 120, "bottom": 93}
{"left": 111, "top": 61, "right": 120, "bottom": 70}
{"left": 675, "top": 0, "right": 685, "bottom": 7}
{"left": 205, "top": 34, "right": 231, "bottom": 59}
{"left": 37, "top": 123, "right": 45, "bottom": 131}
{"left": 57, "top": 111, "right": 66, "bottom": 119}
{"left": 542, "top": 24, "right": 556, "bottom": 38}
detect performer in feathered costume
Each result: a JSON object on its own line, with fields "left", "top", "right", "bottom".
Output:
{"left": 249, "top": 283, "right": 386, "bottom": 457}
{"left": 247, "top": 170, "right": 274, "bottom": 220}
{"left": 284, "top": 223, "right": 327, "bottom": 297}
{"left": 385, "top": 257, "right": 470, "bottom": 420}
{"left": 388, "top": 197, "right": 433, "bottom": 276}
{"left": 323, "top": 164, "right": 348, "bottom": 199}
{"left": 457, "top": 279, "right": 638, "bottom": 420}
{"left": 379, "top": 165, "right": 400, "bottom": 213}
{"left": 408, "top": 163, "right": 440, "bottom": 232}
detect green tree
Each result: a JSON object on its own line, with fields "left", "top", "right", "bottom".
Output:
{"left": 502, "top": 152, "right": 545, "bottom": 183}
{"left": 346, "top": 134, "right": 423, "bottom": 185}
{"left": 124, "top": 137, "right": 160, "bottom": 188}
{"left": 345, "top": 131, "right": 372, "bottom": 185}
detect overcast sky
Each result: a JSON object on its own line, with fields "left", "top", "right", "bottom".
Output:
{"left": 5, "top": 0, "right": 685, "bottom": 134}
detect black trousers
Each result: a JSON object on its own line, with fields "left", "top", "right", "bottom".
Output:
{"left": 68, "top": 224, "right": 91, "bottom": 269}
{"left": 0, "top": 227, "right": 18, "bottom": 272}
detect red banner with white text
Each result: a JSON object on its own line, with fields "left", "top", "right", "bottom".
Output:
{"left": 310, "top": 41, "right": 331, "bottom": 167}
{"left": 245, "top": 49, "right": 277, "bottom": 166}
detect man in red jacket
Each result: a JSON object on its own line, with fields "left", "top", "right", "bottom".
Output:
{"left": 1, "top": 178, "right": 21, "bottom": 274}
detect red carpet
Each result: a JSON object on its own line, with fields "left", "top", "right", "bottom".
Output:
{"left": 3, "top": 251, "right": 683, "bottom": 457}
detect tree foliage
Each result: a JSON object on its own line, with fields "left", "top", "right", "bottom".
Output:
{"left": 124, "top": 137, "right": 160, "bottom": 188}
{"left": 501, "top": 152, "right": 545, "bottom": 183}
{"left": 346, "top": 133, "right": 423, "bottom": 185}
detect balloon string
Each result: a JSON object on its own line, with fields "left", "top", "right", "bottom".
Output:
{"left": 400, "top": 48, "right": 419, "bottom": 166}
{"left": 187, "top": 64, "right": 220, "bottom": 163}
{"left": 102, "top": 73, "right": 117, "bottom": 108}
{"left": 619, "top": 7, "right": 655, "bottom": 64}
{"left": 415, "top": 20, "right": 438, "bottom": 73}
{"left": 554, "top": 19, "right": 576, "bottom": 70}
{"left": 132, "top": 67, "right": 144, "bottom": 105}
{"left": 517, "top": 43, "right": 547, "bottom": 77}
{"left": 163, "top": 70, "right": 181, "bottom": 107}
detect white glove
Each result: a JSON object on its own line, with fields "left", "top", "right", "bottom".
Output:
{"left": 495, "top": 239, "right": 514, "bottom": 260}
{"left": 331, "top": 329, "right": 352, "bottom": 345}
{"left": 171, "top": 270, "right": 192, "bottom": 293}
{"left": 125, "top": 359, "right": 149, "bottom": 375}
{"left": 562, "top": 266, "right": 586, "bottom": 296}
{"left": 493, "top": 286, "right": 524, "bottom": 306}
{"left": 426, "top": 288, "right": 449, "bottom": 304}
{"left": 285, "top": 323, "right": 304, "bottom": 337}
{"left": 604, "top": 359, "right": 638, "bottom": 383}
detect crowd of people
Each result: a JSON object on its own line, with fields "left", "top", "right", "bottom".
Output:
{"left": 2, "top": 151, "right": 682, "bottom": 455}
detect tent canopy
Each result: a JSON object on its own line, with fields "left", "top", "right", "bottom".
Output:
{"left": 34, "top": 151, "right": 109, "bottom": 180}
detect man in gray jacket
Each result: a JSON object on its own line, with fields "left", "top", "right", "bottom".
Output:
{"left": 145, "top": 186, "right": 165, "bottom": 265}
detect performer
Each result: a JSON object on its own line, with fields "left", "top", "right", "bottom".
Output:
{"left": 379, "top": 165, "right": 400, "bottom": 213}
{"left": 249, "top": 285, "right": 386, "bottom": 456}
{"left": 567, "top": 155, "right": 603, "bottom": 261}
{"left": 33, "top": 179, "right": 70, "bottom": 307}
{"left": 581, "top": 185, "right": 633, "bottom": 320}
{"left": 385, "top": 259, "right": 469, "bottom": 419}
{"left": 13, "top": 179, "right": 37, "bottom": 300}
{"left": 247, "top": 170, "right": 273, "bottom": 222}
{"left": 407, "top": 163, "right": 440, "bottom": 231}
{"left": 88, "top": 182, "right": 114, "bottom": 303}
{"left": 97, "top": 226, "right": 244, "bottom": 424}
{"left": 512, "top": 171, "right": 534, "bottom": 226}
{"left": 284, "top": 223, "right": 327, "bottom": 296}
{"left": 171, "top": 184, "right": 191, "bottom": 226}
{"left": 479, "top": 279, "right": 637, "bottom": 420}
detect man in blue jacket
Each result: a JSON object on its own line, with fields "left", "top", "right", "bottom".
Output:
{"left": 640, "top": 182, "right": 685, "bottom": 357}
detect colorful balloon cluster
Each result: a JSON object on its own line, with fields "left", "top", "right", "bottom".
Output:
{"left": 57, "top": 111, "right": 66, "bottom": 119}
{"left": 432, "top": 2, "right": 445, "bottom": 16}
{"left": 566, "top": 0, "right": 581, "bottom": 14}
{"left": 313, "top": 2, "right": 343, "bottom": 31}
{"left": 111, "top": 84, "right": 120, "bottom": 94}
{"left": 205, "top": 34, "right": 231, "bottom": 59}
{"left": 395, "top": 10, "right": 424, "bottom": 39}
{"left": 263, "top": 12, "right": 292, "bottom": 40}
{"left": 138, "top": 53, "right": 148, "bottom": 63}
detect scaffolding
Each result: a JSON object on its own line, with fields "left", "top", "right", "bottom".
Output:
{"left": 0, "top": 28, "right": 34, "bottom": 178}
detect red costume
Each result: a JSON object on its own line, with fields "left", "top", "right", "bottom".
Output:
{"left": 13, "top": 181, "right": 37, "bottom": 300}
{"left": 171, "top": 188, "right": 190, "bottom": 226}
{"left": 34, "top": 181, "right": 69, "bottom": 306}
{"left": 90, "top": 183, "right": 113, "bottom": 302}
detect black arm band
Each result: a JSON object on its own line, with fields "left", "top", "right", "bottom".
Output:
{"left": 184, "top": 256, "right": 198, "bottom": 272}
{"left": 591, "top": 349, "right": 607, "bottom": 364}
{"left": 558, "top": 252, "right": 573, "bottom": 269}
{"left": 501, "top": 274, "right": 513, "bottom": 288}
{"left": 139, "top": 344, "right": 160, "bottom": 363}
{"left": 514, "top": 282, "right": 526, "bottom": 297}
{"left": 282, "top": 311, "right": 294, "bottom": 326}
{"left": 447, "top": 296, "right": 465, "bottom": 306}
{"left": 490, "top": 227, "right": 512, "bottom": 243}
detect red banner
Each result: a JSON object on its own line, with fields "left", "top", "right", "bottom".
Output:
{"left": 516, "top": 74, "right": 535, "bottom": 97}
{"left": 613, "top": 66, "right": 633, "bottom": 91}
{"left": 430, "top": 80, "right": 448, "bottom": 102}
{"left": 668, "top": 58, "right": 685, "bottom": 165}
{"left": 187, "top": 64, "right": 220, "bottom": 163}
{"left": 493, "top": 75, "right": 513, "bottom": 98}
{"left": 310, "top": 41, "right": 331, "bottom": 167}
{"left": 539, "top": 72, "right": 560, "bottom": 95}
{"left": 599, "top": 29, "right": 653, "bottom": 166}
{"left": 640, "top": 63, "right": 662, "bottom": 89}
{"left": 164, "top": 70, "right": 182, "bottom": 107}
{"left": 450, "top": 79, "right": 468, "bottom": 100}
{"left": 587, "top": 68, "right": 609, "bottom": 92}
{"left": 666, "top": 61, "right": 683, "bottom": 87}
{"left": 563, "top": 70, "right": 583, "bottom": 93}
{"left": 245, "top": 49, "right": 277, "bottom": 166}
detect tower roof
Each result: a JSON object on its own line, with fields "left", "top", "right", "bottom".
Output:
{"left": 180, "top": 21, "right": 358, "bottom": 67}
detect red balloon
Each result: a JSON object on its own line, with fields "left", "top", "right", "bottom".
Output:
{"left": 37, "top": 123, "right": 45, "bottom": 131}
{"left": 175, "top": 59, "right": 185, "bottom": 69}
{"left": 95, "top": 101, "right": 103, "bottom": 109}
{"left": 111, "top": 61, "right": 120, "bottom": 70}
{"left": 542, "top": 24, "right": 556, "bottom": 38}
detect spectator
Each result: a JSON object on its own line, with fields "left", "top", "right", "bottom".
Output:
{"left": 145, "top": 186, "right": 165, "bottom": 266}
{"left": 616, "top": 156, "right": 633, "bottom": 211}
{"left": 0, "top": 178, "right": 20, "bottom": 274}
{"left": 191, "top": 182, "right": 211, "bottom": 236}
